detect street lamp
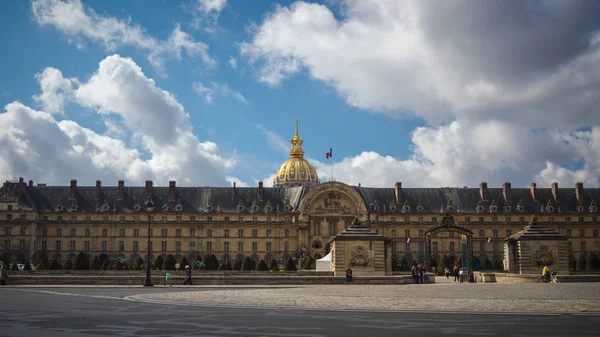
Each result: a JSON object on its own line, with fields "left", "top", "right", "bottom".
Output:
{"left": 143, "top": 197, "right": 154, "bottom": 287}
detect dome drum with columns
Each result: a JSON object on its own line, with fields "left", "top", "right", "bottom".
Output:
{"left": 274, "top": 118, "right": 319, "bottom": 188}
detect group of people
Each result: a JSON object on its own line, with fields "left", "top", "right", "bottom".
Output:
{"left": 444, "top": 266, "right": 463, "bottom": 282}
{"left": 410, "top": 262, "right": 431, "bottom": 284}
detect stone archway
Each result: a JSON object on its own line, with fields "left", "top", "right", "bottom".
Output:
{"left": 424, "top": 215, "right": 474, "bottom": 282}
{"left": 300, "top": 182, "right": 368, "bottom": 218}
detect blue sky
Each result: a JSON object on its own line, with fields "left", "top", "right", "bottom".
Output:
{"left": 0, "top": 1, "right": 599, "bottom": 188}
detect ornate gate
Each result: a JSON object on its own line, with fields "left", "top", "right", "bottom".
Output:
{"left": 424, "top": 215, "right": 474, "bottom": 282}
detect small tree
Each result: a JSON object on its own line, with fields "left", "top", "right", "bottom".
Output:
{"left": 587, "top": 252, "right": 599, "bottom": 271}
{"left": 134, "top": 257, "right": 144, "bottom": 270}
{"left": 162, "top": 254, "right": 176, "bottom": 271}
{"left": 284, "top": 257, "right": 297, "bottom": 272}
{"left": 98, "top": 253, "right": 108, "bottom": 263}
{"left": 493, "top": 260, "right": 504, "bottom": 271}
{"left": 233, "top": 260, "right": 242, "bottom": 271}
{"left": 202, "top": 254, "right": 215, "bottom": 271}
{"left": 100, "top": 258, "right": 110, "bottom": 271}
{"left": 438, "top": 254, "right": 449, "bottom": 276}
{"left": 269, "top": 258, "right": 279, "bottom": 271}
{"left": 314, "top": 253, "right": 322, "bottom": 260}
{"left": 154, "top": 255, "right": 164, "bottom": 271}
{"left": 210, "top": 254, "right": 220, "bottom": 271}
{"left": 241, "top": 256, "right": 255, "bottom": 271}
{"left": 49, "top": 260, "right": 62, "bottom": 270}
{"left": 41, "top": 257, "right": 50, "bottom": 270}
{"left": 255, "top": 259, "right": 269, "bottom": 271}
{"left": 302, "top": 256, "right": 315, "bottom": 270}
{"left": 73, "top": 252, "right": 90, "bottom": 270}
{"left": 180, "top": 257, "right": 190, "bottom": 270}
{"left": 11, "top": 263, "right": 19, "bottom": 271}
{"left": 62, "top": 260, "right": 74, "bottom": 270}
{"left": 23, "top": 260, "right": 32, "bottom": 271}
{"left": 576, "top": 253, "right": 587, "bottom": 272}
{"left": 225, "top": 262, "right": 233, "bottom": 270}
{"left": 90, "top": 256, "right": 102, "bottom": 270}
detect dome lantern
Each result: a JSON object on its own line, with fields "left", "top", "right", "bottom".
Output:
{"left": 273, "top": 118, "right": 319, "bottom": 187}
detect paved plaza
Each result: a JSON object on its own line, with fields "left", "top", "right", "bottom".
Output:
{"left": 127, "top": 280, "right": 600, "bottom": 314}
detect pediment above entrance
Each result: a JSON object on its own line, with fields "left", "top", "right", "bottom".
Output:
{"left": 300, "top": 182, "right": 368, "bottom": 217}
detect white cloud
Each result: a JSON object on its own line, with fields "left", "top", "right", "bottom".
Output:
{"left": 31, "top": 0, "right": 215, "bottom": 75}
{"left": 241, "top": 1, "right": 600, "bottom": 128}
{"left": 251, "top": 123, "right": 289, "bottom": 155}
{"left": 228, "top": 56, "right": 237, "bottom": 69}
{"left": 191, "top": 0, "right": 228, "bottom": 33}
{"left": 32, "top": 67, "right": 78, "bottom": 115}
{"left": 225, "top": 176, "right": 249, "bottom": 187}
{"left": 0, "top": 54, "right": 235, "bottom": 186}
{"left": 192, "top": 81, "right": 247, "bottom": 104}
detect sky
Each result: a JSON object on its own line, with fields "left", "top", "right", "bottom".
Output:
{"left": 0, "top": 0, "right": 599, "bottom": 189}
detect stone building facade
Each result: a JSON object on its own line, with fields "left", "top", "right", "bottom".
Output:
{"left": 1, "top": 120, "right": 599, "bottom": 268}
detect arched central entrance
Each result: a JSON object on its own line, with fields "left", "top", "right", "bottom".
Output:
{"left": 424, "top": 215, "right": 474, "bottom": 282}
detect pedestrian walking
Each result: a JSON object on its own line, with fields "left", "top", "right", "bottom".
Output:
{"left": 183, "top": 265, "right": 193, "bottom": 285}
{"left": 453, "top": 266, "right": 459, "bottom": 282}
{"left": 0, "top": 265, "right": 7, "bottom": 286}
{"left": 444, "top": 267, "right": 450, "bottom": 279}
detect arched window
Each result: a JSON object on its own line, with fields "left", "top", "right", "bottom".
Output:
{"left": 238, "top": 229, "right": 244, "bottom": 237}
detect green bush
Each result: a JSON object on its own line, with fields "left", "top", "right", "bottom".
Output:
{"left": 269, "top": 258, "right": 279, "bottom": 271}
{"left": 62, "top": 260, "right": 74, "bottom": 270}
{"left": 225, "top": 262, "right": 233, "bottom": 270}
{"left": 255, "top": 259, "right": 269, "bottom": 271}
{"left": 162, "top": 254, "right": 176, "bottom": 271}
{"left": 100, "top": 258, "right": 110, "bottom": 271}
{"left": 154, "top": 255, "right": 164, "bottom": 271}
{"left": 576, "top": 254, "right": 587, "bottom": 272}
{"left": 284, "top": 257, "right": 297, "bottom": 272}
{"left": 73, "top": 252, "right": 90, "bottom": 270}
{"left": 90, "top": 256, "right": 102, "bottom": 270}
{"left": 180, "top": 257, "right": 190, "bottom": 270}
{"left": 23, "top": 260, "right": 32, "bottom": 271}
{"left": 210, "top": 254, "right": 220, "bottom": 270}
{"left": 11, "top": 263, "right": 19, "bottom": 271}
{"left": 134, "top": 257, "right": 144, "bottom": 270}
{"left": 437, "top": 254, "right": 449, "bottom": 276}
{"left": 302, "top": 256, "right": 315, "bottom": 270}
{"left": 98, "top": 253, "right": 108, "bottom": 263}
{"left": 587, "top": 252, "right": 600, "bottom": 271}
{"left": 201, "top": 254, "right": 216, "bottom": 271}
{"left": 314, "top": 253, "right": 322, "bottom": 260}
{"left": 49, "top": 260, "right": 62, "bottom": 270}
{"left": 41, "top": 257, "right": 50, "bottom": 270}
{"left": 33, "top": 263, "right": 45, "bottom": 271}
{"left": 484, "top": 258, "right": 493, "bottom": 270}
{"left": 240, "top": 256, "right": 255, "bottom": 271}
{"left": 233, "top": 260, "right": 242, "bottom": 271}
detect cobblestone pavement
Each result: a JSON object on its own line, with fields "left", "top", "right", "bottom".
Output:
{"left": 128, "top": 282, "right": 600, "bottom": 314}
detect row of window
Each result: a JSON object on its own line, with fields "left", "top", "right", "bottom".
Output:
{"left": 390, "top": 241, "right": 600, "bottom": 254}
{"left": 372, "top": 216, "right": 598, "bottom": 224}
{"left": 5, "top": 214, "right": 292, "bottom": 223}
{"left": 5, "top": 227, "right": 292, "bottom": 238}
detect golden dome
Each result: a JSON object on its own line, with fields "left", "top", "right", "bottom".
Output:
{"left": 274, "top": 118, "right": 319, "bottom": 187}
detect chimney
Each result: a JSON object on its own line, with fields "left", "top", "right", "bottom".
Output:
{"left": 502, "top": 182, "right": 511, "bottom": 201}
{"left": 258, "top": 181, "right": 264, "bottom": 201}
{"left": 117, "top": 180, "right": 125, "bottom": 200}
{"left": 95, "top": 180, "right": 102, "bottom": 198}
{"left": 530, "top": 183, "right": 537, "bottom": 201}
{"left": 394, "top": 182, "right": 402, "bottom": 204}
{"left": 17, "top": 177, "right": 24, "bottom": 196}
{"left": 145, "top": 180, "right": 153, "bottom": 199}
{"left": 69, "top": 179, "right": 77, "bottom": 200}
{"left": 28, "top": 180, "right": 33, "bottom": 187}
{"left": 168, "top": 180, "right": 176, "bottom": 202}
{"left": 575, "top": 182, "right": 584, "bottom": 203}
{"left": 479, "top": 182, "right": 488, "bottom": 201}
{"left": 233, "top": 182, "right": 237, "bottom": 194}
{"left": 551, "top": 182, "right": 559, "bottom": 202}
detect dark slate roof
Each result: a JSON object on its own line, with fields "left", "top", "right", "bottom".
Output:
{"left": 2, "top": 181, "right": 600, "bottom": 214}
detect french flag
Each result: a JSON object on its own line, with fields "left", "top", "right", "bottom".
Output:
{"left": 406, "top": 237, "right": 412, "bottom": 244}
{"left": 487, "top": 237, "right": 493, "bottom": 244}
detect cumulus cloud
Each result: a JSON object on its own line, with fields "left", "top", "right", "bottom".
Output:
{"left": 192, "top": 81, "right": 247, "bottom": 104}
{"left": 32, "top": 67, "right": 78, "bottom": 115}
{"left": 241, "top": 0, "right": 600, "bottom": 128}
{"left": 191, "top": 0, "right": 228, "bottom": 33}
{"left": 31, "top": 0, "right": 216, "bottom": 75}
{"left": 228, "top": 56, "right": 237, "bottom": 69}
{"left": 0, "top": 54, "right": 235, "bottom": 186}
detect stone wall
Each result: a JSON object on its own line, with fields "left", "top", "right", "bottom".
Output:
{"left": 331, "top": 240, "right": 386, "bottom": 276}
{"left": 517, "top": 240, "right": 569, "bottom": 274}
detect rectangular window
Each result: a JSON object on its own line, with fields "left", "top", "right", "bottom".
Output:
{"left": 313, "top": 221, "right": 320, "bottom": 236}
{"left": 224, "top": 229, "right": 230, "bottom": 237}
{"left": 285, "top": 229, "right": 289, "bottom": 237}
{"left": 119, "top": 241, "right": 124, "bottom": 251}
{"left": 418, "top": 217, "right": 423, "bottom": 223}
{"left": 285, "top": 241, "right": 289, "bottom": 252}
{"left": 5, "top": 227, "right": 11, "bottom": 236}
{"left": 134, "top": 215, "right": 139, "bottom": 222}
{"left": 329, "top": 221, "right": 335, "bottom": 236}
{"left": 391, "top": 242, "right": 397, "bottom": 254}
{"left": 267, "top": 217, "right": 272, "bottom": 223}
{"left": 161, "top": 241, "right": 167, "bottom": 253}
{"left": 505, "top": 217, "right": 511, "bottom": 223}
{"left": 71, "top": 216, "right": 77, "bottom": 221}
{"left": 58, "top": 216, "right": 63, "bottom": 221}
{"left": 432, "top": 242, "right": 438, "bottom": 253}
{"left": 206, "top": 241, "right": 212, "bottom": 253}
{"left": 252, "top": 242, "right": 258, "bottom": 253}
{"left": 239, "top": 216, "right": 243, "bottom": 222}
{"left": 479, "top": 217, "right": 484, "bottom": 224}
{"left": 465, "top": 217, "right": 471, "bottom": 223}
{"left": 207, "top": 216, "right": 212, "bottom": 223}
{"left": 238, "top": 241, "right": 243, "bottom": 252}
{"left": 41, "top": 241, "right": 47, "bottom": 251}
{"left": 43, "top": 216, "right": 48, "bottom": 221}
{"left": 405, "top": 230, "right": 411, "bottom": 238}
{"left": 42, "top": 228, "right": 47, "bottom": 236}
{"left": 238, "top": 229, "right": 244, "bottom": 237}
{"left": 450, "top": 242, "right": 455, "bottom": 252}
{"left": 581, "top": 241, "right": 586, "bottom": 252}
{"left": 56, "top": 240, "right": 61, "bottom": 251}
{"left": 162, "top": 216, "right": 167, "bottom": 223}
{"left": 567, "top": 241, "right": 572, "bottom": 252}
{"left": 449, "top": 231, "right": 455, "bottom": 238}
{"left": 119, "top": 229, "right": 125, "bottom": 237}
{"left": 224, "top": 241, "right": 229, "bottom": 253}
{"left": 19, "top": 240, "right": 25, "bottom": 251}
{"left": 267, "top": 229, "right": 272, "bottom": 238}
{"left": 70, "top": 240, "right": 76, "bottom": 251}
{"left": 493, "top": 230, "right": 498, "bottom": 238}
{"left": 391, "top": 217, "right": 396, "bottom": 223}
{"left": 549, "top": 217, "right": 554, "bottom": 223}
{"left": 101, "top": 241, "right": 107, "bottom": 253}
{"left": 57, "top": 228, "right": 62, "bottom": 237}
{"left": 565, "top": 217, "right": 571, "bottom": 223}
{"left": 69, "top": 228, "right": 75, "bottom": 237}
{"left": 566, "top": 229, "right": 571, "bottom": 238}
{"left": 266, "top": 242, "right": 272, "bottom": 252}
{"left": 432, "top": 217, "right": 438, "bottom": 224}
{"left": 479, "top": 229, "right": 485, "bottom": 237}
{"left": 161, "top": 229, "right": 167, "bottom": 237}
{"left": 253, "top": 217, "right": 257, "bottom": 223}
{"left": 491, "top": 217, "right": 497, "bottom": 223}
{"left": 207, "top": 229, "right": 212, "bottom": 237}
{"left": 579, "top": 217, "right": 584, "bottom": 224}
{"left": 506, "top": 229, "right": 512, "bottom": 237}
{"left": 404, "top": 217, "right": 409, "bottom": 224}
{"left": 133, "top": 241, "right": 138, "bottom": 252}
{"left": 120, "top": 216, "right": 126, "bottom": 222}
{"left": 85, "top": 228, "right": 90, "bottom": 237}
{"left": 6, "top": 214, "right": 12, "bottom": 221}
{"left": 84, "top": 241, "right": 90, "bottom": 252}
{"left": 190, "top": 241, "right": 195, "bottom": 252}
{"left": 594, "top": 229, "right": 598, "bottom": 238}
{"left": 190, "top": 216, "right": 195, "bottom": 222}
{"left": 176, "top": 229, "right": 182, "bottom": 237}
{"left": 580, "top": 229, "right": 585, "bottom": 237}
{"left": 102, "top": 229, "right": 108, "bottom": 237}
{"left": 176, "top": 216, "right": 181, "bottom": 223}
{"left": 190, "top": 229, "right": 195, "bottom": 237}
{"left": 224, "top": 216, "right": 230, "bottom": 222}
{"left": 102, "top": 216, "right": 108, "bottom": 222}
{"left": 176, "top": 241, "right": 181, "bottom": 253}
{"left": 3, "top": 240, "right": 10, "bottom": 251}
{"left": 21, "top": 227, "right": 26, "bottom": 236}
{"left": 133, "top": 229, "right": 139, "bottom": 237}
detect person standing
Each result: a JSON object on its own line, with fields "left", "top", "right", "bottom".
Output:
{"left": 0, "top": 265, "right": 7, "bottom": 285}
{"left": 411, "top": 262, "right": 419, "bottom": 284}
{"left": 444, "top": 267, "right": 450, "bottom": 279}
{"left": 183, "top": 265, "right": 192, "bottom": 285}
{"left": 453, "top": 265, "right": 459, "bottom": 282}
{"left": 345, "top": 266, "right": 353, "bottom": 284}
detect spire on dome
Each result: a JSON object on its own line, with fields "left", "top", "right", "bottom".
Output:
{"left": 289, "top": 118, "right": 304, "bottom": 158}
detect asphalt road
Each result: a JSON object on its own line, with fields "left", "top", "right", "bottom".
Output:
{"left": 0, "top": 287, "right": 598, "bottom": 337}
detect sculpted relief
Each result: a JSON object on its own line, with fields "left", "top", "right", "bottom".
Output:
{"left": 535, "top": 245, "right": 555, "bottom": 266}
{"left": 313, "top": 192, "right": 354, "bottom": 215}
{"left": 349, "top": 245, "right": 370, "bottom": 267}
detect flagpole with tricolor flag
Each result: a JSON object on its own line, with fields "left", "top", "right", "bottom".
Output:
{"left": 325, "top": 147, "right": 333, "bottom": 181}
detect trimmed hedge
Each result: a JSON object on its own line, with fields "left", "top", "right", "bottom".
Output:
{"left": 233, "top": 260, "right": 242, "bottom": 271}
{"left": 255, "top": 259, "right": 268, "bottom": 271}
{"left": 100, "top": 258, "right": 110, "bottom": 271}
{"left": 493, "top": 260, "right": 504, "bottom": 271}
{"left": 284, "top": 257, "right": 297, "bottom": 272}
{"left": 90, "top": 256, "right": 102, "bottom": 270}
{"left": 33, "top": 263, "right": 45, "bottom": 271}
{"left": 162, "top": 254, "right": 176, "bottom": 271}
{"left": 23, "top": 260, "right": 32, "bottom": 271}
{"left": 269, "top": 258, "right": 279, "bottom": 271}
{"left": 154, "top": 256, "right": 164, "bottom": 271}
{"left": 74, "top": 252, "right": 90, "bottom": 270}
{"left": 49, "top": 260, "right": 62, "bottom": 270}
{"left": 437, "top": 254, "right": 449, "bottom": 276}
{"left": 225, "top": 262, "right": 233, "bottom": 270}
{"left": 41, "top": 257, "right": 50, "bottom": 270}
{"left": 241, "top": 256, "right": 255, "bottom": 271}
{"left": 180, "top": 257, "right": 190, "bottom": 269}
{"left": 62, "top": 260, "right": 74, "bottom": 270}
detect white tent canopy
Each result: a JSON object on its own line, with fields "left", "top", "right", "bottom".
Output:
{"left": 316, "top": 252, "right": 332, "bottom": 271}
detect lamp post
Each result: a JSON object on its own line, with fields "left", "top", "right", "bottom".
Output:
{"left": 143, "top": 197, "right": 154, "bottom": 287}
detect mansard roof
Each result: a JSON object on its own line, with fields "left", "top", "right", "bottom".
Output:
{"left": 2, "top": 180, "right": 600, "bottom": 215}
